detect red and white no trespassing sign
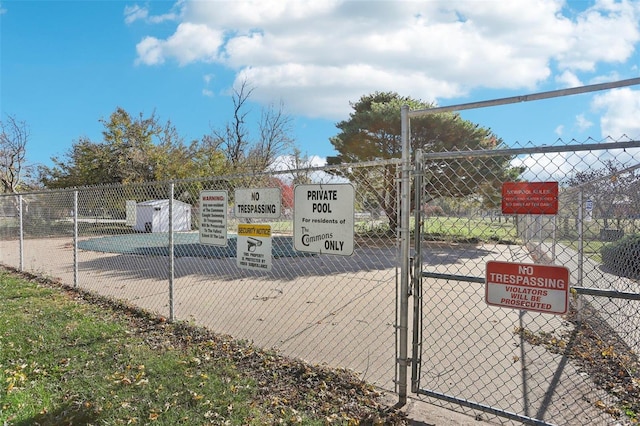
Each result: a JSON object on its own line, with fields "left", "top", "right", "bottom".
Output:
{"left": 502, "top": 181, "right": 558, "bottom": 215}
{"left": 485, "top": 261, "right": 570, "bottom": 315}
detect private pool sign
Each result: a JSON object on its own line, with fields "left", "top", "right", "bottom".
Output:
{"left": 293, "top": 183, "right": 354, "bottom": 256}
{"left": 485, "top": 261, "right": 570, "bottom": 315}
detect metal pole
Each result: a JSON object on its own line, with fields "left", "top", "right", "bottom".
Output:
{"left": 397, "top": 105, "right": 411, "bottom": 406}
{"left": 169, "top": 183, "right": 175, "bottom": 322}
{"left": 411, "top": 149, "right": 423, "bottom": 394}
{"left": 74, "top": 191, "right": 78, "bottom": 288}
{"left": 408, "top": 77, "right": 640, "bottom": 117}
{"left": 552, "top": 216, "right": 556, "bottom": 262}
{"left": 577, "top": 190, "right": 584, "bottom": 288}
{"left": 577, "top": 189, "right": 584, "bottom": 321}
{"left": 18, "top": 195, "right": 23, "bottom": 271}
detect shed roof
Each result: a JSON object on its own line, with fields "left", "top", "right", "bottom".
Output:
{"left": 137, "top": 199, "right": 191, "bottom": 207}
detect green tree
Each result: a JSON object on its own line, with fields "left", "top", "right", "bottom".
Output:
{"left": 40, "top": 108, "right": 224, "bottom": 189}
{"left": 39, "top": 136, "right": 112, "bottom": 188}
{"left": 328, "top": 92, "right": 520, "bottom": 231}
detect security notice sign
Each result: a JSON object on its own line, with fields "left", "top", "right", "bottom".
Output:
{"left": 237, "top": 224, "right": 272, "bottom": 271}
{"left": 293, "top": 183, "right": 355, "bottom": 256}
{"left": 234, "top": 188, "right": 281, "bottom": 219}
{"left": 485, "top": 261, "right": 570, "bottom": 315}
{"left": 502, "top": 181, "right": 558, "bottom": 215}
{"left": 199, "top": 190, "right": 227, "bottom": 246}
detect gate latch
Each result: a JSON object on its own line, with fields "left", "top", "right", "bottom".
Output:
{"left": 408, "top": 256, "right": 414, "bottom": 295}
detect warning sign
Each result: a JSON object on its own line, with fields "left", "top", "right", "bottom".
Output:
{"left": 199, "top": 190, "right": 228, "bottom": 246}
{"left": 485, "top": 261, "right": 569, "bottom": 315}
{"left": 502, "top": 182, "right": 558, "bottom": 215}
{"left": 237, "top": 224, "right": 272, "bottom": 272}
{"left": 293, "top": 184, "right": 354, "bottom": 256}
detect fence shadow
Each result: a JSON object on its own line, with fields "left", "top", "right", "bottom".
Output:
{"left": 77, "top": 241, "right": 502, "bottom": 283}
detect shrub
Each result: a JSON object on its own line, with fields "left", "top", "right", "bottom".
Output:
{"left": 601, "top": 233, "right": 640, "bottom": 279}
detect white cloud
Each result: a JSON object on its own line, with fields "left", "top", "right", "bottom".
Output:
{"left": 271, "top": 154, "right": 352, "bottom": 184}
{"left": 556, "top": 70, "right": 582, "bottom": 88}
{"left": 135, "top": 36, "right": 165, "bottom": 65}
{"left": 512, "top": 152, "right": 577, "bottom": 182}
{"left": 124, "top": 2, "right": 183, "bottom": 25}
{"left": 591, "top": 88, "right": 640, "bottom": 139}
{"left": 575, "top": 114, "right": 593, "bottom": 132}
{"left": 133, "top": 0, "right": 640, "bottom": 119}
{"left": 203, "top": 74, "right": 214, "bottom": 85}
{"left": 124, "top": 4, "right": 148, "bottom": 25}
{"left": 271, "top": 154, "right": 326, "bottom": 171}
{"left": 554, "top": 125, "right": 564, "bottom": 136}
{"left": 136, "top": 23, "right": 224, "bottom": 66}
{"left": 555, "top": 0, "right": 640, "bottom": 71}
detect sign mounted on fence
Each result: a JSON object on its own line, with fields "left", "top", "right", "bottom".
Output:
{"left": 293, "top": 183, "right": 355, "bottom": 256}
{"left": 485, "top": 261, "right": 569, "bottom": 315}
{"left": 234, "top": 188, "right": 281, "bottom": 219}
{"left": 585, "top": 198, "right": 593, "bottom": 222}
{"left": 237, "top": 224, "right": 272, "bottom": 271}
{"left": 501, "top": 181, "right": 558, "bottom": 215}
{"left": 199, "top": 190, "right": 228, "bottom": 246}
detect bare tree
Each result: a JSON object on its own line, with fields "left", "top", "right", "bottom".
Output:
{"left": 251, "top": 99, "right": 294, "bottom": 171}
{"left": 208, "top": 80, "right": 252, "bottom": 171}
{"left": 0, "top": 115, "right": 30, "bottom": 193}
{"left": 207, "top": 79, "right": 295, "bottom": 174}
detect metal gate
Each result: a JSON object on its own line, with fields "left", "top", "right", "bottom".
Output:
{"left": 408, "top": 140, "right": 640, "bottom": 425}
{"left": 412, "top": 141, "right": 640, "bottom": 424}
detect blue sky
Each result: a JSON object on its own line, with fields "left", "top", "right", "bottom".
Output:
{"left": 2, "top": 0, "right": 640, "bottom": 170}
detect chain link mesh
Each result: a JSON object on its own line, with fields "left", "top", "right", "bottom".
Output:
{"left": 1, "top": 139, "right": 639, "bottom": 423}
{"left": 0, "top": 161, "right": 402, "bottom": 391}
{"left": 415, "top": 139, "right": 640, "bottom": 425}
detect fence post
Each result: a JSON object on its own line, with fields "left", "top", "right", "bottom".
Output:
{"left": 18, "top": 195, "right": 23, "bottom": 271}
{"left": 169, "top": 183, "right": 175, "bottom": 322}
{"left": 397, "top": 104, "right": 411, "bottom": 405}
{"left": 411, "top": 149, "right": 424, "bottom": 394}
{"left": 74, "top": 191, "right": 78, "bottom": 288}
{"left": 577, "top": 189, "right": 584, "bottom": 321}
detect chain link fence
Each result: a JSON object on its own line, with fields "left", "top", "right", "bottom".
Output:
{"left": 2, "top": 138, "right": 640, "bottom": 424}
{"left": 0, "top": 160, "right": 403, "bottom": 391}
{"left": 413, "top": 139, "right": 640, "bottom": 425}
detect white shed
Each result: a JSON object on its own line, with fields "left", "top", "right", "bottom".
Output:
{"left": 133, "top": 199, "right": 192, "bottom": 233}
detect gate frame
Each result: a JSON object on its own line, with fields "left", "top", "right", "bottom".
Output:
{"left": 395, "top": 77, "right": 640, "bottom": 413}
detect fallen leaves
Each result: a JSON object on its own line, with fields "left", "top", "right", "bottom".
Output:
{"left": 517, "top": 302, "right": 640, "bottom": 422}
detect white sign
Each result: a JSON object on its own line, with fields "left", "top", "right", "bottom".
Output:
{"left": 234, "top": 188, "right": 281, "bottom": 218}
{"left": 237, "top": 224, "right": 272, "bottom": 271}
{"left": 293, "top": 184, "right": 355, "bottom": 256}
{"left": 585, "top": 198, "right": 593, "bottom": 222}
{"left": 199, "top": 190, "right": 227, "bottom": 246}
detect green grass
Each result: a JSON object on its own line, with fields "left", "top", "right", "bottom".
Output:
{"left": 0, "top": 272, "right": 399, "bottom": 425}
{"left": 0, "top": 275, "right": 261, "bottom": 425}
{"left": 421, "top": 216, "right": 518, "bottom": 244}
{"left": 559, "top": 239, "right": 605, "bottom": 264}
